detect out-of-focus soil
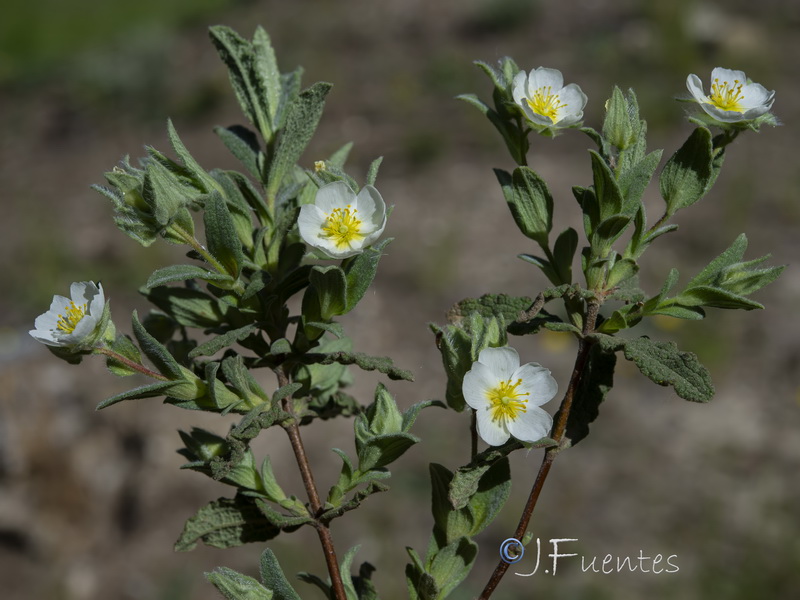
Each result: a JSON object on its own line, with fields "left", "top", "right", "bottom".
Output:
{"left": 1, "top": 1, "right": 799, "bottom": 599}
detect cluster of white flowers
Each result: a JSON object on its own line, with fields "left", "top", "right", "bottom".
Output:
{"left": 509, "top": 65, "right": 774, "bottom": 131}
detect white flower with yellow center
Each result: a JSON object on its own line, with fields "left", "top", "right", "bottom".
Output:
{"left": 512, "top": 67, "right": 588, "bottom": 129}
{"left": 687, "top": 67, "right": 775, "bottom": 123}
{"left": 30, "top": 281, "right": 106, "bottom": 348}
{"left": 298, "top": 181, "right": 387, "bottom": 259}
{"left": 463, "top": 346, "right": 557, "bottom": 446}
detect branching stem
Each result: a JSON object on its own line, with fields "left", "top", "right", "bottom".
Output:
{"left": 478, "top": 300, "right": 600, "bottom": 600}
{"left": 276, "top": 368, "right": 348, "bottom": 600}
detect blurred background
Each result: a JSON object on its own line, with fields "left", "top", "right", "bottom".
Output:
{"left": 1, "top": 0, "right": 798, "bottom": 598}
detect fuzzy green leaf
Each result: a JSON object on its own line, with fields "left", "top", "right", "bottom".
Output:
{"left": 176, "top": 495, "right": 282, "bottom": 552}
{"left": 131, "top": 310, "right": 183, "bottom": 379}
{"left": 660, "top": 127, "right": 714, "bottom": 215}
{"left": 188, "top": 324, "right": 259, "bottom": 358}
{"left": 204, "top": 191, "right": 245, "bottom": 279}
{"left": 206, "top": 567, "right": 273, "bottom": 600}
{"left": 495, "top": 166, "right": 553, "bottom": 245}
{"left": 145, "top": 264, "right": 233, "bottom": 289}
{"left": 620, "top": 337, "right": 714, "bottom": 402}
{"left": 267, "top": 82, "right": 332, "bottom": 200}
{"left": 259, "top": 549, "right": 303, "bottom": 600}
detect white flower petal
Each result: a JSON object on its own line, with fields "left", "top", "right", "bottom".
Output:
{"left": 513, "top": 363, "right": 558, "bottom": 407}
{"left": 710, "top": 67, "right": 746, "bottom": 86}
{"left": 314, "top": 181, "right": 355, "bottom": 213}
{"left": 476, "top": 408, "right": 511, "bottom": 446}
{"left": 527, "top": 67, "right": 564, "bottom": 96}
{"left": 463, "top": 362, "right": 500, "bottom": 410}
{"left": 508, "top": 405, "right": 553, "bottom": 443}
{"left": 703, "top": 105, "right": 746, "bottom": 123}
{"left": 88, "top": 283, "right": 105, "bottom": 317}
{"left": 298, "top": 204, "right": 328, "bottom": 245}
{"left": 512, "top": 71, "right": 528, "bottom": 106}
{"left": 686, "top": 74, "right": 707, "bottom": 103}
{"left": 556, "top": 84, "right": 587, "bottom": 115}
{"left": 739, "top": 83, "right": 774, "bottom": 109}
{"left": 477, "top": 346, "right": 519, "bottom": 379}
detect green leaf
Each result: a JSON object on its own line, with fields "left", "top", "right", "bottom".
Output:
{"left": 145, "top": 264, "right": 233, "bottom": 289}
{"left": 131, "top": 310, "right": 183, "bottom": 379}
{"left": 449, "top": 441, "right": 522, "bottom": 510}
{"left": 167, "top": 119, "right": 222, "bottom": 195}
{"left": 175, "top": 495, "right": 282, "bottom": 552}
{"left": 305, "top": 350, "right": 413, "bottom": 382}
{"left": 267, "top": 82, "right": 332, "bottom": 200}
{"left": 365, "top": 156, "right": 383, "bottom": 186}
{"left": 259, "top": 549, "right": 303, "bottom": 600}
{"left": 343, "top": 238, "right": 392, "bottom": 312}
{"left": 143, "top": 285, "right": 233, "bottom": 329}
{"left": 465, "top": 457, "right": 512, "bottom": 536}
{"left": 252, "top": 27, "right": 282, "bottom": 126}
{"left": 143, "top": 157, "right": 192, "bottom": 227}
{"left": 215, "top": 125, "right": 263, "bottom": 181}
{"left": 619, "top": 337, "right": 714, "bottom": 403}
{"left": 494, "top": 167, "right": 553, "bottom": 245}
{"left": 659, "top": 127, "right": 714, "bottom": 215}
{"left": 206, "top": 567, "right": 273, "bottom": 600}
{"left": 204, "top": 191, "right": 245, "bottom": 279}
{"left": 209, "top": 26, "right": 274, "bottom": 141}
{"left": 429, "top": 464, "right": 474, "bottom": 546}
{"left": 357, "top": 432, "right": 420, "bottom": 472}
{"left": 427, "top": 537, "right": 478, "bottom": 599}
{"left": 188, "top": 324, "right": 259, "bottom": 358}
{"left": 562, "top": 344, "right": 616, "bottom": 446}
{"left": 96, "top": 381, "right": 178, "bottom": 410}
{"left": 618, "top": 149, "right": 662, "bottom": 212}
{"left": 309, "top": 265, "right": 348, "bottom": 320}
{"left": 590, "top": 150, "right": 623, "bottom": 220}
{"left": 552, "top": 227, "right": 578, "bottom": 284}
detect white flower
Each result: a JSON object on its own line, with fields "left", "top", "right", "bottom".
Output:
{"left": 512, "top": 67, "right": 587, "bottom": 129}
{"left": 686, "top": 67, "right": 775, "bottom": 123}
{"left": 298, "top": 181, "right": 387, "bottom": 259}
{"left": 463, "top": 346, "right": 557, "bottom": 446}
{"left": 30, "top": 281, "right": 106, "bottom": 348}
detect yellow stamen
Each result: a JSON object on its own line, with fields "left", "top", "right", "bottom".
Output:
{"left": 526, "top": 86, "right": 566, "bottom": 123}
{"left": 708, "top": 78, "right": 744, "bottom": 112}
{"left": 321, "top": 205, "right": 364, "bottom": 250}
{"left": 486, "top": 378, "right": 529, "bottom": 424}
{"left": 57, "top": 301, "right": 87, "bottom": 333}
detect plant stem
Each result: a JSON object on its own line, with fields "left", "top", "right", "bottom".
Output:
{"left": 94, "top": 347, "right": 170, "bottom": 381}
{"left": 276, "top": 369, "right": 348, "bottom": 600}
{"left": 478, "top": 300, "right": 600, "bottom": 600}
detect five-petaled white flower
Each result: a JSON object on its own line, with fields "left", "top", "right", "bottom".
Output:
{"left": 686, "top": 67, "right": 775, "bottom": 123}
{"left": 463, "top": 346, "right": 557, "bottom": 446}
{"left": 512, "top": 67, "right": 588, "bottom": 129}
{"left": 298, "top": 181, "right": 387, "bottom": 259}
{"left": 30, "top": 281, "right": 106, "bottom": 348}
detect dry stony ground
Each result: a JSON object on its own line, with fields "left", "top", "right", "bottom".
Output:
{"left": 1, "top": 1, "right": 799, "bottom": 599}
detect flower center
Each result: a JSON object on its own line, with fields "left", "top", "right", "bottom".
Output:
{"left": 526, "top": 86, "right": 566, "bottom": 123}
{"left": 708, "top": 78, "right": 744, "bottom": 112}
{"left": 321, "top": 205, "right": 364, "bottom": 249}
{"left": 486, "top": 378, "right": 529, "bottom": 424}
{"left": 57, "top": 301, "right": 87, "bottom": 333}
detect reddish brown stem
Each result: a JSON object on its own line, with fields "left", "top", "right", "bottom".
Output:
{"left": 277, "top": 369, "right": 347, "bottom": 600}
